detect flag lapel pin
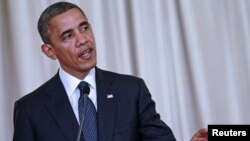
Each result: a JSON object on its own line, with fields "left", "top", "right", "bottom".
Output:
{"left": 107, "top": 94, "right": 114, "bottom": 99}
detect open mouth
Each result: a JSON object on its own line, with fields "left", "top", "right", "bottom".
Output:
{"left": 78, "top": 48, "right": 92, "bottom": 58}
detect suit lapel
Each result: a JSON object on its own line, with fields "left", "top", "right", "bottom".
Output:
{"left": 45, "top": 73, "right": 79, "bottom": 141}
{"left": 96, "top": 68, "right": 118, "bottom": 141}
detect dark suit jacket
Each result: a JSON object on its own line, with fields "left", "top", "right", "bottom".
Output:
{"left": 13, "top": 68, "right": 176, "bottom": 141}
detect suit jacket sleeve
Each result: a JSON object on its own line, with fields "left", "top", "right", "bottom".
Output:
{"left": 138, "top": 78, "right": 176, "bottom": 141}
{"left": 13, "top": 101, "right": 35, "bottom": 141}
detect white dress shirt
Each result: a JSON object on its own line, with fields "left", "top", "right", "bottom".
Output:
{"left": 59, "top": 68, "right": 97, "bottom": 124}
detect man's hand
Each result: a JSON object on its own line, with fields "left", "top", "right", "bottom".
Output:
{"left": 190, "top": 128, "right": 208, "bottom": 141}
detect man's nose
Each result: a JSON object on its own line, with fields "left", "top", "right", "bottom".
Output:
{"left": 76, "top": 32, "right": 87, "bottom": 47}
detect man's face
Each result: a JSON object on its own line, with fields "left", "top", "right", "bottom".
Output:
{"left": 44, "top": 8, "right": 97, "bottom": 79}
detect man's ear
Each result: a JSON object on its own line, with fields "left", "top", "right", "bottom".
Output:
{"left": 41, "top": 44, "right": 57, "bottom": 60}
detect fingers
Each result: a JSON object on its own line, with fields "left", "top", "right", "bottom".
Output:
{"left": 197, "top": 128, "right": 208, "bottom": 138}
{"left": 190, "top": 128, "right": 208, "bottom": 141}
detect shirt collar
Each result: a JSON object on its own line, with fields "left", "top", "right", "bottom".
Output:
{"left": 59, "top": 68, "right": 96, "bottom": 97}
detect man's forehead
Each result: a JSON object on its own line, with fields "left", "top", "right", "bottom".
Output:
{"left": 49, "top": 8, "right": 87, "bottom": 29}
{"left": 52, "top": 8, "right": 87, "bottom": 21}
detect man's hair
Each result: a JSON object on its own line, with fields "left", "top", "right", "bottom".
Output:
{"left": 37, "top": 2, "right": 86, "bottom": 44}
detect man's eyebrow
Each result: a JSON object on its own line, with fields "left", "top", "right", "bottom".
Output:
{"left": 79, "top": 21, "right": 89, "bottom": 27}
{"left": 59, "top": 21, "right": 89, "bottom": 39}
{"left": 60, "top": 29, "right": 72, "bottom": 39}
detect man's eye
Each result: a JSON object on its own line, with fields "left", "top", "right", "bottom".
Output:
{"left": 62, "top": 34, "right": 72, "bottom": 40}
{"left": 80, "top": 25, "right": 89, "bottom": 31}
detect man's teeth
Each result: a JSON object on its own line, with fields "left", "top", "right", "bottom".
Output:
{"left": 82, "top": 49, "right": 90, "bottom": 55}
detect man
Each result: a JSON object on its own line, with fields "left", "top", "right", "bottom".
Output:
{"left": 13, "top": 2, "right": 207, "bottom": 141}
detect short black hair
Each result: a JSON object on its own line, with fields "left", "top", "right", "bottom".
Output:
{"left": 37, "top": 2, "right": 86, "bottom": 44}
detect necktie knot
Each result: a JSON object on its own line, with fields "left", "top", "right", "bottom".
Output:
{"left": 78, "top": 81, "right": 90, "bottom": 95}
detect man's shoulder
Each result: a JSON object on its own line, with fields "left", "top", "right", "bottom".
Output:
{"left": 96, "top": 68, "right": 148, "bottom": 90}
{"left": 16, "top": 73, "right": 59, "bottom": 104}
{"left": 97, "top": 68, "right": 142, "bottom": 82}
